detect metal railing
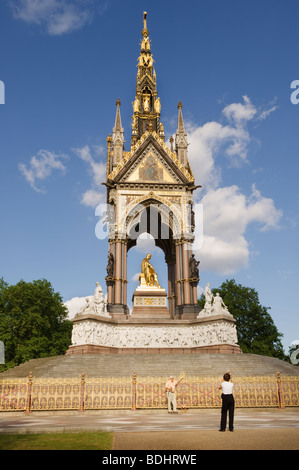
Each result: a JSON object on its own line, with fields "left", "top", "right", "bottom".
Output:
{"left": 0, "top": 371, "right": 298, "bottom": 412}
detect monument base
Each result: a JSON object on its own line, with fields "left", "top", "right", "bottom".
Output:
{"left": 175, "top": 304, "right": 200, "bottom": 319}
{"left": 66, "top": 312, "right": 241, "bottom": 355}
{"left": 108, "top": 303, "right": 130, "bottom": 320}
{"left": 131, "top": 284, "right": 169, "bottom": 318}
{"left": 66, "top": 343, "right": 241, "bottom": 355}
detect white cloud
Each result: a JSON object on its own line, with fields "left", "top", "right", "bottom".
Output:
{"left": 19, "top": 149, "right": 68, "bottom": 192}
{"left": 195, "top": 184, "right": 282, "bottom": 274}
{"left": 18, "top": 143, "right": 106, "bottom": 202}
{"left": 186, "top": 96, "right": 259, "bottom": 187}
{"left": 198, "top": 234, "right": 249, "bottom": 275}
{"left": 132, "top": 272, "right": 140, "bottom": 282}
{"left": 257, "top": 98, "right": 279, "bottom": 121}
{"left": 187, "top": 96, "right": 279, "bottom": 178}
{"left": 73, "top": 145, "right": 106, "bottom": 187}
{"left": 81, "top": 189, "right": 105, "bottom": 207}
{"left": 201, "top": 185, "right": 281, "bottom": 239}
{"left": 247, "top": 184, "right": 282, "bottom": 232}
{"left": 222, "top": 95, "right": 257, "bottom": 125}
{"left": 134, "top": 233, "right": 160, "bottom": 253}
{"left": 72, "top": 144, "right": 106, "bottom": 207}
{"left": 186, "top": 95, "right": 282, "bottom": 275}
{"left": 9, "top": 0, "right": 99, "bottom": 35}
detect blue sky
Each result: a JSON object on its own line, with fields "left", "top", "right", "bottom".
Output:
{"left": 0, "top": 0, "right": 298, "bottom": 354}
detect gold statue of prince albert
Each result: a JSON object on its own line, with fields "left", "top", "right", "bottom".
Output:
{"left": 141, "top": 253, "right": 161, "bottom": 288}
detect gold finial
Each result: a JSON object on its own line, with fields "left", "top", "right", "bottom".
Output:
{"left": 178, "top": 101, "right": 183, "bottom": 109}
{"left": 142, "top": 11, "right": 149, "bottom": 37}
{"left": 116, "top": 98, "right": 121, "bottom": 106}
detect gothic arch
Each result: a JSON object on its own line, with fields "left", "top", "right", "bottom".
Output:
{"left": 123, "top": 195, "right": 182, "bottom": 249}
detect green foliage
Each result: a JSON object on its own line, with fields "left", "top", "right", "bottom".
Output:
{"left": 0, "top": 278, "right": 72, "bottom": 371}
{"left": 199, "top": 279, "right": 286, "bottom": 360}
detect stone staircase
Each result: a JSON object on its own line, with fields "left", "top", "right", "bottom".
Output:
{"left": 1, "top": 353, "right": 298, "bottom": 378}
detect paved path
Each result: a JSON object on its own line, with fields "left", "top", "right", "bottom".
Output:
{"left": 113, "top": 429, "right": 299, "bottom": 450}
{"left": 1, "top": 409, "right": 298, "bottom": 450}
{"left": 0, "top": 408, "right": 299, "bottom": 433}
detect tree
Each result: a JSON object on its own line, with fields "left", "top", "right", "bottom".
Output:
{"left": 198, "top": 279, "right": 286, "bottom": 360}
{"left": 0, "top": 278, "right": 73, "bottom": 371}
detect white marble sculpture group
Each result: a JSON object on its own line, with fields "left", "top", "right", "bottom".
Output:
{"left": 70, "top": 281, "right": 238, "bottom": 350}
{"left": 77, "top": 282, "right": 109, "bottom": 317}
{"left": 198, "top": 283, "right": 232, "bottom": 317}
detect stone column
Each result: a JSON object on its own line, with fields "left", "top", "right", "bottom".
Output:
{"left": 182, "top": 242, "right": 191, "bottom": 305}
{"left": 114, "top": 240, "right": 122, "bottom": 304}
{"left": 122, "top": 241, "right": 128, "bottom": 306}
{"left": 167, "top": 260, "right": 176, "bottom": 318}
{"left": 192, "top": 285, "right": 198, "bottom": 306}
{"left": 175, "top": 242, "right": 182, "bottom": 307}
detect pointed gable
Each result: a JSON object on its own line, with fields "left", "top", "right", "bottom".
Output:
{"left": 107, "top": 132, "right": 194, "bottom": 184}
{"left": 125, "top": 147, "right": 177, "bottom": 184}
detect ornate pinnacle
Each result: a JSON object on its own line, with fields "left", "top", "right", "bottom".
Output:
{"left": 142, "top": 11, "right": 149, "bottom": 37}
{"left": 106, "top": 133, "right": 112, "bottom": 152}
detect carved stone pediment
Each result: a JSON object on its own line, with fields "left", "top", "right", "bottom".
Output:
{"left": 108, "top": 132, "right": 194, "bottom": 185}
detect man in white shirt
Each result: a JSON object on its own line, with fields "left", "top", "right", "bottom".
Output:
{"left": 165, "top": 375, "right": 183, "bottom": 413}
{"left": 219, "top": 371, "right": 234, "bottom": 431}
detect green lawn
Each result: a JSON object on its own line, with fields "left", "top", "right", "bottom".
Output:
{"left": 0, "top": 431, "right": 114, "bottom": 450}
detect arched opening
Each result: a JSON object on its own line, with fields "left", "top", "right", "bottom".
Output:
{"left": 107, "top": 197, "right": 198, "bottom": 318}
{"left": 127, "top": 205, "right": 175, "bottom": 255}
{"left": 125, "top": 201, "right": 178, "bottom": 317}
{"left": 142, "top": 86, "right": 152, "bottom": 112}
{"left": 127, "top": 233, "right": 167, "bottom": 314}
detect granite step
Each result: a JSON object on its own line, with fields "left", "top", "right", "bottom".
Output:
{"left": 1, "top": 353, "right": 298, "bottom": 378}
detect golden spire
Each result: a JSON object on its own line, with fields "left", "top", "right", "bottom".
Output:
{"left": 131, "top": 12, "right": 164, "bottom": 147}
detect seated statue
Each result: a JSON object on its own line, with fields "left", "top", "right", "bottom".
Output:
{"left": 212, "top": 292, "right": 229, "bottom": 315}
{"left": 141, "top": 253, "right": 161, "bottom": 288}
{"left": 78, "top": 282, "right": 108, "bottom": 317}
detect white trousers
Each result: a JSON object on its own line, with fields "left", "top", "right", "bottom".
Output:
{"left": 167, "top": 391, "right": 177, "bottom": 412}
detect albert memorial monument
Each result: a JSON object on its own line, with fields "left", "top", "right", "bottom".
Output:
{"left": 66, "top": 13, "right": 240, "bottom": 355}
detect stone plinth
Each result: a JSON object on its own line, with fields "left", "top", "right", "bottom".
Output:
{"left": 131, "top": 273, "right": 170, "bottom": 318}
{"left": 132, "top": 282, "right": 169, "bottom": 318}
{"left": 66, "top": 312, "right": 241, "bottom": 355}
